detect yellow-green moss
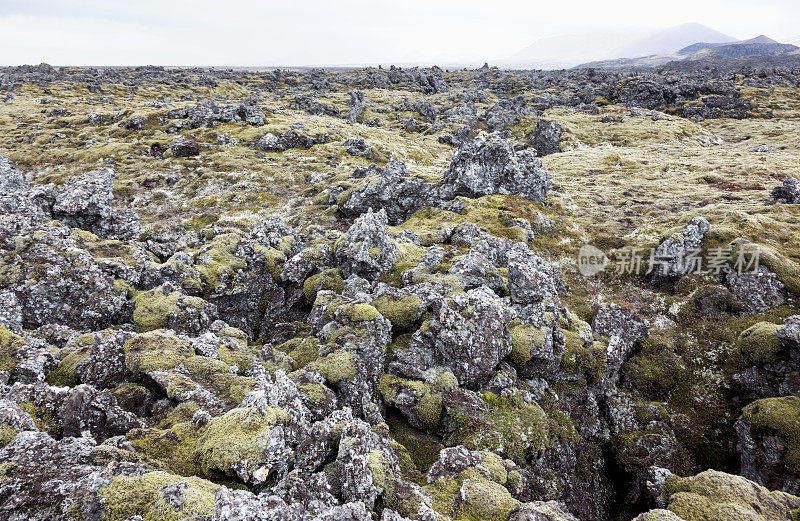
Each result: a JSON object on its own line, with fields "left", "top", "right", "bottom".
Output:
{"left": 372, "top": 294, "right": 422, "bottom": 330}
{"left": 306, "top": 349, "right": 357, "bottom": 383}
{"left": 198, "top": 406, "right": 288, "bottom": 479}
{"left": 303, "top": 269, "right": 344, "bottom": 302}
{"left": 339, "top": 302, "right": 380, "bottom": 322}
{"left": 0, "top": 424, "right": 18, "bottom": 448}
{"left": 742, "top": 396, "right": 800, "bottom": 474}
{"left": 133, "top": 289, "right": 180, "bottom": 332}
{"left": 0, "top": 325, "right": 25, "bottom": 374}
{"left": 126, "top": 421, "right": 203, "bottom": 476}
{"left": 663, "top": 470, "right": 800, "bottom": 521}
{"left": 456, "top": 479, "right": 519, "bottom": 520}
{"left": 195, "top": 233, "right": 247, "bottom": 297}
{"left": 46, "top": 343, "right": 91, "bottom": 387}
{"left": 560, "top": 330, "right": 607, "bottom": 384}
{"left": 124, "top": 330, "right": 195, "bottom": 373}
{"left": 97, "top": 471, "right": 219, "bottom": 521}
{"left": 737, "top": 322, "right": 783, "bottom": 365}
{"left": 507, "top": 320, "right": 547, "bottom": 367}
{"left": 379, "top": 375, "right": 443, "bottom": 431}
{"left": 276, "top": 336, "right": 320, "bottom": 370}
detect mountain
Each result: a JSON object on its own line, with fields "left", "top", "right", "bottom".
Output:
{"left": 679, "top": 35, "right": 781, "bottom": 55}
{"left": 611, "top": 23, "right": 736, "bottom": 58}
{"left": 507, "top": 29, "right": 648, "bottom": 69}
{"left": 505, "top": 23, "right": 735, "bottom": 69}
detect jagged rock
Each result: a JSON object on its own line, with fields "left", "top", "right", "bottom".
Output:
{"left": 347, "top": 90, "right": 365, "bottom": 123}
{"left": 0, "top": 221, "right": 127, "bottom": 330}
{"left": 772, "top": 177, "right": 800, "bottom": 204}
{"left": 532, "top": 119, "right": 563, "bottom": 156}
{"left": 171, "top": 138, "right": 200, "bottom": 157}
{"left": 335, "top": 209, "right": 398, "bottom": 281}
{"left": 59, "top": 384, "right": 144, "bottom": 441}
{"left": 339, "top": 161, "right": 439, "bottom": 224}
{"left": 592, "top": 304, "right": 650, "bottom": 375}
{"left": 411, "top": 287, "right": 514, "bottom": 387}
{"left": 725, "top": 265, "right": 786, "bottom": 314}
{"left": 736, "top": 396, "right": 800, "bottom": 494}
{"left": 440, "top": 132, "right": 551, "bottom": 203}
{"left": 650, "top": 216, "right": 710, "bottom": 282}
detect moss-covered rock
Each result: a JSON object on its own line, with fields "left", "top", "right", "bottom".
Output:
{"left": 373, "top": 294, "right": 422, "bottom": 331}
{"left": 456, "top": 478, "right": 519, "bottom": 520}
{"left": 126, "top": 421, "right": 204, "bottom": 476}
{"left": 97, "top": 470, "right": 219, "bottom": 521}
{"left": 507, "top": 320, "right": 547, "bottom": 367}
{"left": 737, "top": 322, "right": 783, "bottom": 365}
{"left": 560, "top": 329, "right": 607, "bottom": 384}
{"left": 124, "top": 330, "right": 195, "bottom": 373}
{"left": 306, "top": 349, "right": 357, "bottom": 383}
{"left": 380, "top": 375, "right": 443, "bottom": 431}
{"left": 0, "top": 325, "right": 25, "bottom": 374}
{"left": 663, "top": 469, "right": 800, "bottom": 521}
{"left": 302, "top": 268, "right": 344, "bottom": 302}
{"left": 197, "top": 406, "right": 289, "bottom": 482}
{"left": 742, "top": 396, "right": 800, "bottom": 473}
{"left": 46, "top": 341, "right": 91, "bottom": 387}
{"left": 195, "top": 233, "right": 247, "bottom": 297}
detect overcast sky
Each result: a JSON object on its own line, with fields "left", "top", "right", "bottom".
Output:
{"left": 0, "top": 0, "right": 797, "bottom": 66}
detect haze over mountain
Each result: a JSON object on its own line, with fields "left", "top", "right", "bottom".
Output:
{"left": 504, "top": 23, "right": 737, "bottom": 69}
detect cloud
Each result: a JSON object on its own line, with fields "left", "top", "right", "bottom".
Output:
{"left": 0, "top": 0, "right": 795, "bottom": 66}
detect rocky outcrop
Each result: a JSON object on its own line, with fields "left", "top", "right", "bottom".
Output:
{"left": 440, "top": 132, "right": 551, "bottom": 202}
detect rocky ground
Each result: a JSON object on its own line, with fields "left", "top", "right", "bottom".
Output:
{"left": 1, "top": 61, "right": 800, "bottom": 521}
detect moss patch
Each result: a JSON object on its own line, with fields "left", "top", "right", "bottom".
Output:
{"left": 742, "top": 396, "right": 800, "bottom": 474}
{"left": 97, "top": 470, "right": 219, "bottom": 521}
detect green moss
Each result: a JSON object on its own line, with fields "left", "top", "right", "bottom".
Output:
{"left": 507, "top": 320, "right": 547, "bottom": 367}
{"left": 306, "top": 349, "right": 357, "bottom": 383}
{"left": 17, "top": 401, "right": 55, "bottom": 432}
{"left": 456, "top": 479, "right": 519, "bottom": 521}
{"left": 276, "top": 336, "right": 320, "bottom": 370}
{"left": 0, "top": 325, "right": 25, "bottom": 374}
{"left": 133, "top": 289, "right": 180, "bottom": 332}
{"left": 664, "top": 470, "right": 800, "bottom": 521}
{"left": 97, "top": 470, "right": 219, "bottom": 521}
{"left": 559, "top": 330, "right": 607, "bottom": 384}
{"left": 379, "top": 375, "right": 443, "bottom": 431}
{"left": 195, "top": 233, "right": 247, "bottom": 297}
{"left": 302, "top": 269, "right": 344, "bottom": 302}
{"left": 449, "top": 391, "right": 562, "bottom": 460}
{"left": 742, "top": 396, "right": 800, "bottom": 474}
{"left": 124, "top": 330, "right": 195, "bottom": 373}
{"left": 625, "top": 335, "right": 684, "bottom": 399}
{"left": 255, "top": 245, "right": 286, "bottom": 282}
{"left": 737, "top": 322, "right": 783, "bottom": 365}
{"left": 124, "top": 330, "right": 255, "bottom": 405}
{"left": 386, "top": 413, "right": 442, "bottom": 477}
{"left": 372, "top": 294, "right": 422, "bottom": 331}
{"left": 46, "top": 343, "right": 91, "bottom": 387}
{"left": 340, "top": 302, "right": 380, "bottom": 322}
{"left": 198, "top": 406, "right": 288, "bottom": 479}
{"left": 127, "top": 421, "right": 203, "bottom": 476}
{"left": 0, "top": 424, "right": 18, "bottom": 448}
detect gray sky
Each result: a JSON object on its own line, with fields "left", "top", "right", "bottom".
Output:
{"left": 0, "top": 0, "right": 797, "bottom": 66}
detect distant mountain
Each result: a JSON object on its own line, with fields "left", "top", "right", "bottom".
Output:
{"left": 579, "top": 34, "right": 798, "bottom": 69}
{"left": 504, "top": 23, "right": 735, "bottom": 69}
{"left": 612, "top": 23, "right": 736, "bottom": 58}
{"left": 507, "top": 30, "right": 649, "bottom": 69}
{"left": 679, "top": 35, "right": 781, "bottom": 55}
